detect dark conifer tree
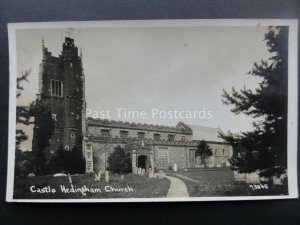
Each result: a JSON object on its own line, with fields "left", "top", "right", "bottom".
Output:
{"left": 220, "top": 27, "right": 288, "bottom": 177}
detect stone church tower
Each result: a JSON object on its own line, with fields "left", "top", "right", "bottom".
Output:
{"left": 32, "top": 37, "right": 86, "bottom": 160}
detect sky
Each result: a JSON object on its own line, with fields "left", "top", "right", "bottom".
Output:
{"left": 16, "top": 25, "right": 272, "bottom": 150}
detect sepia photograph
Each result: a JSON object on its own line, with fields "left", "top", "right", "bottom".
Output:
{"left": 6, "top": 20, "right": 298, "bottom": 202}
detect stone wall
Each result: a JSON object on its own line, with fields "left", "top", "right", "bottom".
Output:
{"left": 85, "top": 141, "right": 126, "bottom": 172}
{"left": 86, "top": 137, "right": 232, "bottom": 171}
{"left": 153, "top": 145, "right": 187, "bottom": 170}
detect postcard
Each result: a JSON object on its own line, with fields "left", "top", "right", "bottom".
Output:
{"left": 6, "top": 19, "right": 298, "bottom": 202}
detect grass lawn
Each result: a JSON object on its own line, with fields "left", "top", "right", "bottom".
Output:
{"left": 166, "top": 168, "right": 288, "bottom": 197}
{"left": 14, "top": 173, "right": 170, "bottom": 199}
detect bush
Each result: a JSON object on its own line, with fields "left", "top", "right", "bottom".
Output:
{"left": 50, "top": 146, "right": 85, "bottom": 174}
{"left": 15, "top": 149, "right": 34, "bottom": 177}
{"left": 107, "top": 146, "right": 132, "bottom": 174}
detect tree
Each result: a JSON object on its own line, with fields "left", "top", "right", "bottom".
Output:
{"left": 15, "top": 69, "right": 35, "bottom": 177}
{"left": 15, "top": 149, "right": 34, "bottom": 177}
{"left": 68, "top": 146, "right": 86, "bottom": 174}
{"left": 50, "top": 145, "right": 86, "bottom": 174}
{"left": 15, "top": 69, "right": 55, "bottom": 176}
{"left": 220, "top": 27, "right": 288, "bottom": 177}
{"left": 49, "top": 146, "right": 66, "bottom": 173}
{"left": 107, "top": 146, "right": 132, "bottom": 174}
{"left": 30, "top": 100, "right": 55, "bottom": 175}
{"left": 195, "top": 140, "right": 213, "bottom": 167}
{"left": 16, "top": 69, "right": 32, "bottom": 148}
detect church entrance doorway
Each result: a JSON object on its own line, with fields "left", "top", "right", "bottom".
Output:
{"left": 137, "top": 155, "right": 147, "bottom": 170}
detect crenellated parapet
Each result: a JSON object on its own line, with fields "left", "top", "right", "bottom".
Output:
{"left": 87, "top": 118, "right": 192, "bottom": 134}
{"left": 84, "top": 135, "right": 199, "bottom": 147}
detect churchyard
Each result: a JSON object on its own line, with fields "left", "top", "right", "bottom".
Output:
{"left": 166, "top": 168, "right": 288, "bottom": 197}
{"left": 13, "top": 172, "right": 170, "bottom": 199}
{"left": 13, "top": 167, "right": 288, "bottom": 199}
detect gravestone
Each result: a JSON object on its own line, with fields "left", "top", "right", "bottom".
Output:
{"left": 246, "top": 172, "right": 260, "bottom": 184}
{"left": 137, "top": 167, "right": 142, "bottom": 176}
{"left": 133, "top": 166, "right": 138, "bottom": 175}
{"left": 149, "top": 168, "right": 154, "bottom": 178}
{"left": 234, "top": 171, "right": 247, "bottom": 182}
{"left": 260, "top": 176, "right": 269, "bottom": 182}
{"left": 67, "top": 173, "right": 72, "bottom": 184}
{"left": 273, "top": 173, "right": 286, "bottom": 185}
{"left": 105, "top": 170, "right": 109, "bottom": 183}
{"left": 121, "top": 175, "right": 124, "bottom": 180}
{"left": 273, "top": 176, "right": 283, "bottom": 185}
{"left": 159, "top": 170, "right": 164, "bottom": 179}
{"left": 94, "top": 170, "right": 101, "bottom": 182}
{"left": 173, "top": 163, "right": 178, "bottom": 172}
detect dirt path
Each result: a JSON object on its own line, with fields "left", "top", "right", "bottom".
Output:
{"left": 165, "top": 175, "right": 189, "bottom": 197}
{"left": 174, "top": 174, "right": 200, "bottom": 183}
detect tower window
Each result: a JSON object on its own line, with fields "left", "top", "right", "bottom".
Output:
{"left": 65, "top": 145, "right": 70, "bottom": 151}
{"left": 71, "top": 133, "right": 75, "bottom": 138}
{"left": 76, "top": 114, "right": 80, "bottom": 120}
{"left": 51, "top": 79, "right": 63, "bottom": 97}
{"left": 181, "top": 136, "right": 185, "bottom": 141}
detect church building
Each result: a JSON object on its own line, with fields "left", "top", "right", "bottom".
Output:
{"left": 33, "top": 37, "right": 233, "bottom": 173}
{"left": 84, "top": 119, "right": 233, "bottom": 173}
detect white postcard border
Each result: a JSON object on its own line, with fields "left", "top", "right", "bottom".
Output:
{"left": 6, "top": 19, "right": 298, "bottom": 202}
